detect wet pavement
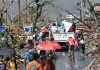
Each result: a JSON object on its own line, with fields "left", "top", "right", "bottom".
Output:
{"left": 56, "top": 51, "right": 92, "bottom": 70}
{"left": 19, "top": 47, "right": 93, "bottom": 70}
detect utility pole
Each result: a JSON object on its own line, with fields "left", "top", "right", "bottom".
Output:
{"left": 11, "top": 0, "right": 13, "bottom": 25}
{"left": 18, "top": 0, "right": 21, "bottom": 34}
{"left": 81, "top": 0, "right": 84, "bottom": 22}
{"left": 26, "top": 0, "right": 28, "bottom": 23}
{"left": 5, "top": 4, "right": 11, "bottom": 26}
{"left": 5, "top": 9, "right": 7, "bottom": 26}
{"left": 18, "top": 0, "right": 21, "bottom": 24}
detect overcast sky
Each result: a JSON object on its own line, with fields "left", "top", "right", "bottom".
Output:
{"left": 0, "top": 0, "right": 100, "bottom": 17}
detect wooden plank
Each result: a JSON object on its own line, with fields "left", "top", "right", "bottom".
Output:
{"left": 86, "top": 58, "right": 96, "bottom": 70}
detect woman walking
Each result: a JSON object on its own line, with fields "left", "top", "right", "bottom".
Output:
{"left": 7, "top": 55, "right": 20, "bottom": 70}
{"left": 44, "top": 57, "right": 55, "bottom": 70}
{"left": 79, "top": 37, "right": 86, "bottom": 56}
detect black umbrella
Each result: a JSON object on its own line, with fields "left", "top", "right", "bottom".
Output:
{"left": 0, "top": 47, "right": 16, "bottom": 58}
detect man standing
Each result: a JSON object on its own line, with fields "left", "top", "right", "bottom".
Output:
{"left": 26, "top": 35, "right": 34, "bottom": 49}
{"left": 79, "top": 37, "right": 86, "bottom": 56}
{"left": 66, "top": 37, "right": 75, "bottom": 60}
{"left": 26, "top": 53, "right": 42, "bottom": 70}
{"left": 0, "top": 55, "right": 7, "bottom": 70}
{"left": 24, "top": 48, "right": 39, "bottom": 66}
{"left": 37, "top": 50, "right": 46, "bottom": 70}
{"left": 50, "top": 23, "right": 57, "bottom": 33}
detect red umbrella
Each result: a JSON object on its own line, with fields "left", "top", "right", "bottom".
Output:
{"left": 36, "top": 41, "right": 61, "bottom": 50}
{"left": 40, "top": 28, "right": 50, "bottom": 32}
{"left": 77, "top": 27, "right": 84, "bottom": 30}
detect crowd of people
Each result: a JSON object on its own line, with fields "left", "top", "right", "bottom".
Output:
{"left": 0, "top": 54, "right": 20, "bottom": 70}
{"left": 0, "top": 49, "right": 56, "bottom": 70}
{"left": 66, "top": 34, "right": 86, "bottom": 59}
{"left": 25, "top": 49, "right": 55, "bottom": 70}
{"left": 24, "top": 21, "right": 88, "bottom": 70}
{"left": 0, "top": 20, "right": 88, "bottom": 70}
{"left": 24, "top": 30, "right": 56, "bottom": 70}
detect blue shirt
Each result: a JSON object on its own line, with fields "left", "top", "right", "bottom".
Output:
{"left": 24, "top": 50, "right": 37, "bottom": 61}
{"left": 24, "top": 52, "right": 30, "bottom": 61}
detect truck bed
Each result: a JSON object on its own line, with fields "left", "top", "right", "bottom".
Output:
{"left": 52, "top": 32, "right": 74, "bottom": 42}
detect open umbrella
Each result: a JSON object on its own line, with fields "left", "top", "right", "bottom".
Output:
{"left": 77, "top": 27, "right": 84, "bottom": 30}
{"left": 36, "top": 41, "right": 61, "bottom": 50}
{"left": 40, "top": 28, "right": 50, "bottom": 32}
{"left": 0, "top": 47, "right": 15, "bottom": 58}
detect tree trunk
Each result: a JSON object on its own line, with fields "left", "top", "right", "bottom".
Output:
{"left": 80, "top": 10, "right": 82, "bottom": 21}
{"left": 32, "top": 6, "right": 42, "bottom": 31}
{"left": 33, "top": 15, "right": 38, "bottom": 28}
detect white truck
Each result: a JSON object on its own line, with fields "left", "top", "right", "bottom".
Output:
{"left": 52, "top": 32, "right": 74, "bottom": 43}
{"left": 52, "top": 32, "right": 74, "bottom": 50}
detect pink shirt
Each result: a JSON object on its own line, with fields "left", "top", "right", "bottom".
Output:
{"left": 67, "top": 38, "right": 75, "bottom": 46}
{"left": 44, "top": 66, "right": 47, "bottom": 70}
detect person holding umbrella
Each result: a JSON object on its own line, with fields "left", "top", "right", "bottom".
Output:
{"left": 44, "top": 57, "right": 55, "bottom": 70}
{"left": 36, "top": 40, "right": 61, "bottom": 51}
{"left": 37, "top": 50, "right": 46, "bottom": 70}
{"left": 36, "top": 39, "right": 61, "bottom": 70}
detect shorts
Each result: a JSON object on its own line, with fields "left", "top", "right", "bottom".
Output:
{"left": 80, "top": 44, "right": 85, "bottom": 54}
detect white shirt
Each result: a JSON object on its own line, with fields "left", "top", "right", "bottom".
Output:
{"left": 39, "top": 32, "right": 43, "bottom": 36}
{"left": 26, "top": 36, "right": 33, "bottom": 42}
{"left": 51, "top": 26, "right": 57, "bottom": 33}
{"left": 80, "top": 40, "right": 86, "bottom": 44}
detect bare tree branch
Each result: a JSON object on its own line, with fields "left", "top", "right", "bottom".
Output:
{"left": 32, "top": 0, "right": 54, "bottom": 31}
{"left": 42, "top": 1, "right": 53, "bottom": 6}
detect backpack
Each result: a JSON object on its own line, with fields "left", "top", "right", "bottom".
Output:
{"left": 28, "top": 52, "right": 34, "bottom": 62}
{"left": 30, "top": 62, "right": 37, "bottom": 70}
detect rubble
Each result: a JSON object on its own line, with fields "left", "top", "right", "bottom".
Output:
{"left": 85, "top": 29, "right": 100, "bottom": 70}
{"left": 85, "top": 58, "right": 100, "bottom": 70}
